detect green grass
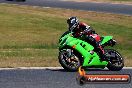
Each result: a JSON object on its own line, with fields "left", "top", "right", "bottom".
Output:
{"left": 0, "top": 3, "right": 131, "bottom": 67}
{"left": 0, "top": 49, "right": 59, "bottom": 67}
{"left": 111, "top": 0, "right": 132, "bottom": 1}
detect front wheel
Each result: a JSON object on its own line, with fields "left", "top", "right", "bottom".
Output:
{"left": 105, "top": 49, "right": 124, "bottom": 71}
{"left": 58, "top": 49, "right": 82, "bottom": 71}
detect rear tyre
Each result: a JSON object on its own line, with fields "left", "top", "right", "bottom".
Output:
{"left": 105, "top": 49, "right": 124, "bottom": 71}
{"left": 58, "top": 49, "right": 82, "bottom": 72}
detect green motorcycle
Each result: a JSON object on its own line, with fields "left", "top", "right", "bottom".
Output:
{"left": 58, "top": 31, "right": 124, "bottom": 71}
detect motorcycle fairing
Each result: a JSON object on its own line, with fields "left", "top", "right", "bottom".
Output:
{"left": 59, "top": 34, "right": 108, "bottom": 67}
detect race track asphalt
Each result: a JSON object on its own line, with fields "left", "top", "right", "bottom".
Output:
{"left": 0, "top": 0, "right": 132, "bottom": 15}
{"left": 0, "top": 68, "right": 131, "bottom": 88}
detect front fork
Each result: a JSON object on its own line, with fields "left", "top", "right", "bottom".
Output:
{"left": 61, "top": 49, "right": 77, "bottom": 63}
{"left": 66, "top": 49, "right": 73, "bottom": 57}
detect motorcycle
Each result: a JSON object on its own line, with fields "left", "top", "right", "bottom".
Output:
{"left": 58, "top": 31, "right": 124, "bottom": 71}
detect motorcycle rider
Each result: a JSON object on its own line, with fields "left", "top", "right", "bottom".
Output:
{"left": 67, "top": 16, "right": 106, "bottom": 61}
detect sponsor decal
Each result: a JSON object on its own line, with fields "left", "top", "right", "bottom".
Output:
{"left": 76, "top": 67, "right": 131, "bottom": 85}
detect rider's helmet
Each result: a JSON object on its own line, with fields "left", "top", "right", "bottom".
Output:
{"left": 67, "top": 17, "right": 79, "bottom": 32}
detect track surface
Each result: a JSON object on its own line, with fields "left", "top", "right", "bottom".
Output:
{"left": 0, "top": 68, "right": 131, "bottom": 88}
{"left": 0, "top": 0, "right": 132, "bottom": 15}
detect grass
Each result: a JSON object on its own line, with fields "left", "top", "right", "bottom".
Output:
{"left": 0, "top": 3, "right": 131, "bottom": 67}
{"left": 0, "top": 49, "right": 59, "bottom": 67}
{"left": 111, "top": 0, "right": 132, "bottom": 1}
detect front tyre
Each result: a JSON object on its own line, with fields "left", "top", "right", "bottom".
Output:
{"left": 105, "top": 49, "right": 124, "bottom": 71}
{"left": 58, "top": 49, "right": 81, "bottom": 71}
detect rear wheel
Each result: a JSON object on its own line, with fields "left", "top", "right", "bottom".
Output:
{"left": 105, "top": 49, "right": 124, "bottom": 71}
{"left": 58, "top": 49, "right": 82, "bottom": 71}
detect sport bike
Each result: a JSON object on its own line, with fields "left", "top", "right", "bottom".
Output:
{"left": 58, "top": 31, "right": 124, "bottom": 71}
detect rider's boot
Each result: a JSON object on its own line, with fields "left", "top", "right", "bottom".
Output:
{"left": 96, "top": 45, "right": 107, "bottom": 61}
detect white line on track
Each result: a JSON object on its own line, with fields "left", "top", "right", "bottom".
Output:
{"left": 0, "top": 3, "right": 51, "bottom": 9}
{"left": 0, "top": 67, "right": 63, "bottom": 70}
{"left": 0, "top": 67, "right": 132, "bottom": 70}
